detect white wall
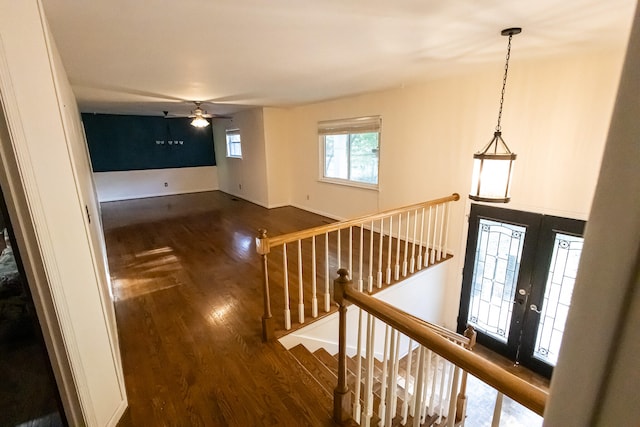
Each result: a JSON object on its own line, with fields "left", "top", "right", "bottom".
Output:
{"left": 94, "top": 166, "right": 218, "bottom": 202}
{"left": 545, "top": 3, "right": 640, "bottom": 425}
{"left": 263, "top": 107, "right": 292, "bottom": 208}
{"left": 0, "top": 1, "right": 127, "bottom": 425}
{"left": 283, "top": 49, "right": 625, "bottom": 328}
{"left": 213, "top": 108, "right": 270, "bottom": 207}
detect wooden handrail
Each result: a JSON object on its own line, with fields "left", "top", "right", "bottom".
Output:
{"left": 265, "top": 193, "right": 460, "bottom": 249}
{"left": 336, "top": 272, "right": 547, "bottom": 417}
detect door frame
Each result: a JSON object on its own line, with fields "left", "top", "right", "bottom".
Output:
{"left": 458, "top": 204, "right": 586, "bottom": 378}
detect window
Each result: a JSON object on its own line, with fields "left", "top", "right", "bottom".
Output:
{"left": 319, "top": 116, "right": 381, "bottom": 187}
{"left": 225, "top": 128, "right": 242, "bottom": 158}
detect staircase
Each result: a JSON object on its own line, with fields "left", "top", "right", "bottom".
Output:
{"left": 256, "top": 194, "right": 548, "bottom": 426}
{"left": 289, "top": 343, "right": 456, "bottom": 426}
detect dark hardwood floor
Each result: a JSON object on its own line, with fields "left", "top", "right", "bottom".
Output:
{"left": 104, "top": 191, "right": 341, "bottom": 427}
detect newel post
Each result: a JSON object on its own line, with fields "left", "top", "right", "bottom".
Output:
{"left": 256, "top": 229, "right": 274, "bottom": 341}
{"left": 333, "top": 268, "right": 352, "bottom": 424}
{"left": 456, "top": 325, "right": 477, "bottom": 423}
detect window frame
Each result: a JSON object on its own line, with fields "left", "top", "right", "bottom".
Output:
{"left": 318, "top": 116, "right": 381, "bottom": 190}
{"left": 225, "top": 128, "right": 242, "bottom": 159}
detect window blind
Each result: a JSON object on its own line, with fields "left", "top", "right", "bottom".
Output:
{"left": 318, "top": 116, "right": 381, "bottom": 135}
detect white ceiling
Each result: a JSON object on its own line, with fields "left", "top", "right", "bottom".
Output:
{"left": 41, "top": 0, "right": 636, "bottom": 117}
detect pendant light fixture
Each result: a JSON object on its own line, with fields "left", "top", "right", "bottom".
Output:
{"left": 469, "top": 27, "right": 521, "bottom": 203}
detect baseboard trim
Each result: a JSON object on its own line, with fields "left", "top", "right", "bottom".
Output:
{"left": 98, "top": 187, "right": 218, "bottom": 202}
{"left": 289, "top": 203, "right": 344, "bottom": 221}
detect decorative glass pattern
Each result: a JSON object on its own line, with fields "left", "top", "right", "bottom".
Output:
{"left": 533, "top": 233, "right": 584, "bottom": 365}
{"left": 467, "top": 219, "right": 526, "bottom": 342}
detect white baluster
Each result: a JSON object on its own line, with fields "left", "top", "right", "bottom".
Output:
{"left": 324, "top": 232, "right": 330, "bottom": 312}
{"left": 297, "top": 239, "right": 304, "bottom": 324}
{"left": 425, "top": 206, "right": 433, "bottom": 267}
{"left": 438, "top": 362, "right": 453, "bottom": 423}
{"left": 392, "top": 330, "right": 401, "bottom": 417}
{"left": 311, "top": 236, "right": 318, "bottom": 318}
{"left": 412, "top": 347, "right": 426, "bottom": 427}
{"left": 491, "top": 392, "right": 504, "bottom": 427}
{"left": 363, "top": 314, "right": 376, "bottom": 427}
{"left": 403, "top": 211, "right": 409, "bottom": 277}
{"left": 358, "top": 224, "right": 364, "bottom": 291}
{"left": 438, "top": 203, "right": 446, "bottom": 261}
{"left": 417, "top": 207, "right": 425, "bottom": 270}
{"left": 420, "top": 350, "right": 431, "bottom": 423}
{"left": 437, "top": 359, "right": 449, "bottom": 423}
{"left": 423, "top": 348, "right": 432, "bottom": 419}
{"left": 428, "top": 353, "right": 439, "bottom": 418}
{"left": 378, "top": 325, "right": 391, "bottom": 424}
{"left": 443, "top": 201, "right": 452, "bottom": 260}
{"left": 337, "top": 228, "right": 341, "bottom": 268}
{"left": 410, "top": 209, "right": 417, "bottom": 273}
{"left": 395, "top": 214, "right": 402, "bottom": 280}
{"left": 368, "top": 220, "right": 374, "bottom": 292}
{"left": 377, "top": 218, "right": 384, "bottom": 288}
{"left": 431, "top": 205, "right": 439, "bottom": 265}
{"left": 385, "top": 329, "right": 400, "bottom": 427}
{"left": 401, "top": 339, "right": 414, "bottom": 425}
{"left": 446, "top": 366, "right": 461, "bottom": 427}
{"left": 349, "top": 226, "right": 353, "bottom": 281}
{"left": 386, "top": 216, "right": 393, "bottom": 284}
{"left": 353, "top": 308, "right": 364, "bottom": 423}
{"left": 282, "top": 243, "right": 291, "bottom": 330}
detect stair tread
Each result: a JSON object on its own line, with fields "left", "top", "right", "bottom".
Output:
{"left": 314, "top": 347, "right": 339, "bottom": 374}
{"left": 294, "top": 345, "right": 456, "bottom": 427}
{"left": 290, "top": 344, "right": 339, "bottom": 396}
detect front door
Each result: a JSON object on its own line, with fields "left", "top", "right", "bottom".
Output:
{"left": 457, "top": 204, "right": 585, "bottom": 378}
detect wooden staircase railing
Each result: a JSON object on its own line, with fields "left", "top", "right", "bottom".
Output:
{"left": 333, "top": 269, "right": 548, "bottom": 426}
{"left": 256, "top": 193, "right": 460, "bottom": 341}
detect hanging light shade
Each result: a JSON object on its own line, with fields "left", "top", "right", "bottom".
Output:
{"left": 189, "top": 102, "right": 211, "bottom": 128}
{"left": 469, "top": 27, "right": 521, "bottom": 203}
{"left": 190, "top": 115, "right": 210, "bottom": 128}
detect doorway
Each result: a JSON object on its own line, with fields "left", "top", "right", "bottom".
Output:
{"left": 457, "top": 204, "right": 585, "bottom": 378}
{"left": 0, "top": 185, "right": 66, "bottom": 426}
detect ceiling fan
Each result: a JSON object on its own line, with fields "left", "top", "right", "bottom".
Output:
{"left": 163, "top": 101, "right": 232, "bottom": 127}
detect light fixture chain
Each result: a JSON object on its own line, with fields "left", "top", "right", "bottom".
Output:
{"left": 496, "top": 34, "right": 513, "bottom": 132}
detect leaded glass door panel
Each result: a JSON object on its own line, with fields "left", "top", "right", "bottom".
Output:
{"left": 519, "top": 216, "right": 585, "bottom": 378}
{"left": 467, "top": 218, "right": 525, "bottom": 343}
{"left": 458, "top": 205, "right": 541, "bottom": 359}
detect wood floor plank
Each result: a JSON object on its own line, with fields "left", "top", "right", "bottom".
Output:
{"left": 106, "top": 191, "right": 342, "bottom": 426}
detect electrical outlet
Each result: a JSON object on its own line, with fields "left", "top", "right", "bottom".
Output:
{"left": 164, "top": 182, "right": 168, "bottom": 187}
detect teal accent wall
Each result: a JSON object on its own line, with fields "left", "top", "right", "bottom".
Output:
{"left": 82, "top": 113, "right": 216, "bottom": 172}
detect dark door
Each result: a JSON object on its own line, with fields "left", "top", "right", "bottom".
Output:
{"left": 0, "top": 186, "right": 67, "bottom": 426}
{"left": 457, "top": 204, "right": 585, "bottom": 378}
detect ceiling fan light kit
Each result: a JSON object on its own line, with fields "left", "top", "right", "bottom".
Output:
{"left": 469, "top": 27, "right": 521, "bottom": 204}
{"left": 190, "top": 116, "right": 210, "bottom": 128}
{"left": 189, "top": 102, "right": 211, "bottom": 128}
